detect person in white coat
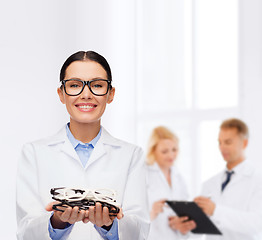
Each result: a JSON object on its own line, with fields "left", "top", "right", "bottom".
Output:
{"left": 194, "top": 118, "right": 262, "bottom": 240}
{"left": 145, "top": 126, "right": 196, "bottom": 240}
{"left": 16, "top": 50, "right": 150, "bottom": 240}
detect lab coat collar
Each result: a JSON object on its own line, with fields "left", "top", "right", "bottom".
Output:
{"left": 149, "top": 162, "right": 178, "bottom": 174}
{"left": 46, "top": 125, "right": 122, "bottom": 168}
{"left": 85, "top": 127, "right": 122, "bottom": 169}
{"left": 148, "top": 162, "right": 179, "bottom": 189}
{"left": 147, "top": 162, "right": 159, "bottom": 171}
{"left": 146, "top": 162, "right": 162, "bottom": 173}
{"left": 223, "top": 160, "right": 254, "bottom": 188}
{"left": 46, "top": 125, "right": 121, "bottom": 147}
{"left": 226, "top": 159, "right": 254, "bottom": 177}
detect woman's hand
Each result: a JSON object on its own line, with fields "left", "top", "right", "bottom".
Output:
{"left": 150, "top": 199, "right": 166, "bottom": 220}
{"left": 46, "top": 201, "right": 87, "bottom": 229}
{"left": 87, "top": 202, "right": 123, "bottom": 228}
{"left": 46, "top": 201, "right": 123, "bottom": 230}
{"left": 168, "top": 216, "right": 196, "bottom": 234}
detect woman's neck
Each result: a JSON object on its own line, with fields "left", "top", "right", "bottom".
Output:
{"left": 69, "top": 119, "right": 101, "bottom": 143}
{"left": 158, "top": 165, "right": 172, "bottom": 186}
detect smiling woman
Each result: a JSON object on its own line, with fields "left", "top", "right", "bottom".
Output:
{"left": 16, "top": 51, "right": 150, "bottom": 240}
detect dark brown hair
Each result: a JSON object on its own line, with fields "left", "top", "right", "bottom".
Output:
{"left": 60, "top": 51, "right": 112, "bottom": 82}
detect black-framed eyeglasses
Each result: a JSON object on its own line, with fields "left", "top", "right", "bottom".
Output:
{"left": 61, "top": 79, "right": 112, "bottom": 96}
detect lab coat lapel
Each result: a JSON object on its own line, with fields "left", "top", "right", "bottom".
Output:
{"left": 85, "top": 127, "right": 121, "bottom": 169}
{"left": 154, "top": 163, "right": 171, "bottom": 190}
{"left": 85, "top": 139, "right": 106, "bottom": 169}
{"left": 48, "top": 125, "right": 121, "bottom": 168}
{"left": 47, "top": 125, "right": 81, "bottom": 163}
{"left": 228, "top": 160, "right": 253, "bottom": 187}
{"left": 61, "top": 138, "right": 81, "bottom": 162}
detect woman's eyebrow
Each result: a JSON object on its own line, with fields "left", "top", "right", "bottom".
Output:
{"left": 66, "top": 77, "right": 108, "bottom": 81}
{"left": 66, "top": 77, "right": 82, "bottom": 80}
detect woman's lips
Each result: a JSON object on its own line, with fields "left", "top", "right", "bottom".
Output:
{"left": 75, "top": 103, "right": 97, "bottom": 112}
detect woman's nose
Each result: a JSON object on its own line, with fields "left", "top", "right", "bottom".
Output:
{"left": 168, "top": 152, "right": 175, "bottom": 159}
{"left": 80, "top": 85, "right": 93, "bottom": 99}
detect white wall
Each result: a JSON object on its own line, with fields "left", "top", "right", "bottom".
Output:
{"left": 0, "top": 2, "right": 70, "bottom": 238}
{"left": 239, "top": 0, "right": 262, "bottom": 169}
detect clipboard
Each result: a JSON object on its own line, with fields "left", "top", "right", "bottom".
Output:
{"left": 166, "top": 201, "right": 222, "bottom": 235}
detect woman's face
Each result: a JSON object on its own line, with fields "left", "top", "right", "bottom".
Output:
{"left": 57, "top": 60, "right": 115, "bottom": 125}
{"left": 154, "top": 138, "right": 179, "bottom": 170}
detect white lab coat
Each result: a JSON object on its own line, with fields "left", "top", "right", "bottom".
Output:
{"left": 16, "top": 125, "right": 150, "bottom": 240}
{"left": 146, "top": 163, "right": 189, "bottom": 240}
{"left": 199, "top": 160, "right": 262, "bottom": 240}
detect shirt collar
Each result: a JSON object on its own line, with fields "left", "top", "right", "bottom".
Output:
{"left": 66, "top": 123, "right": 102, "bottom": 149}
{"left": 225, "top": 159, "right": 253, "bottom": 176}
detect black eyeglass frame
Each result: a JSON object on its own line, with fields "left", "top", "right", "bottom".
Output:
{"left": 61, "top": 79, "right": 112, "bottom": 96}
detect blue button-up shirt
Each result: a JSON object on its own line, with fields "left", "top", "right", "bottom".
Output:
{"left": 48, "top": 124, "right": 119, "bottom": 240}
{"left": 66, "top": 123, "right": 101, "bottom": 167}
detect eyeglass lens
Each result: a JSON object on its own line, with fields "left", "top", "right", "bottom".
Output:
{"left": 65, "top": 79, "right": 109, "bottom": 96}
{"left": 64, "top": 188, "right": 86, "bottom": 201}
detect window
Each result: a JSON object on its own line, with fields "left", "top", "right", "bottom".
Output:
{"left": 136, "top": 0, "right": 239, "bottom": 195}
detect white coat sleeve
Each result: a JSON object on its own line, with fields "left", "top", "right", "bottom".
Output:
{"left": 212, "top": 191, "right": 262, "bottom": 235}
{"left": 16, "top": 143, "right": 52, "bottom": 240}
{"left": 118, "top": 147, "right": 150, "bottom": 240}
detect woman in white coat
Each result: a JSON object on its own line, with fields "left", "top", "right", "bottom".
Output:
{"left": 16, "top": 51, "right": 150, "bottom": 240}
{"left": 146, "top": 126, "right": 196, "bottom": 240}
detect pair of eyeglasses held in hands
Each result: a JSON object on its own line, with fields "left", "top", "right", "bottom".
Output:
{"left": 50, "top": 187, "right": 120, "bottom": 216}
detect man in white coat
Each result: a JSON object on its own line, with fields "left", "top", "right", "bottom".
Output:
{"left": 194, "top": 118, "right": 262, "bottom": 240}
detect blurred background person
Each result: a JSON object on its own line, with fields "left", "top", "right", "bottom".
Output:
{"left": 194, "top": 118, "right": 262, "bottom": 240}
{"left": 146, "top": 126, "right": 196, "bottom": 240}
